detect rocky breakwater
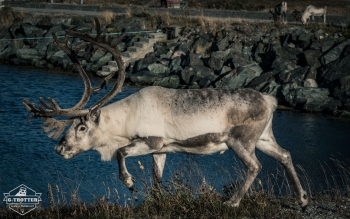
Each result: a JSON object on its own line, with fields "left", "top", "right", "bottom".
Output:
{"left": 129, "top": 25, "right": 350, "bottom": 119}
{"left": 0, "top": 15, "right": 349, "bottom": 118}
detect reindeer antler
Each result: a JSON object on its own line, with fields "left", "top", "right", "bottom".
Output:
{"left": 23, "top": 18, "right": 126, "bottom": 139}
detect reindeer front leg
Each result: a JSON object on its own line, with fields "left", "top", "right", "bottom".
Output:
{"left": 116, "top": 137, "right": 164, "bottom": 190}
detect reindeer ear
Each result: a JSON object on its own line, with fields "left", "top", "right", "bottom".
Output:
{"left": 90, "top": 109, "right": 101, "bottom": 124}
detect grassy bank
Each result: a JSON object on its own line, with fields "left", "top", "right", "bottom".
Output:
{"left": 1, "top": 158, "right": 349, "bottom": 218}
{"left": 30, "top": 0, "right": 350, "bottom": 16}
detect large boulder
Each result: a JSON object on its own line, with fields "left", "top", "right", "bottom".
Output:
{"left": 207, "top": 51, "right": 225, "bottom": 71}
{"left": 130, "top": 70, "right": 163, "bottom": 85}
{"left": 224, "top": 51, "right": 253, "bottom": 69}
{"left": 246, "top": 71, "right": 274, "bottom": 91}
{"left": 153, "top": 75, "right": 180, "bottom": 88}
{"left": 324, "top": 55, "right": 350, "bottom": 82}
{"left": 147, "top": 63, "right": 170, "bottom": 76}
{"left": 215, "top": 63, "right": 263, "bottom": 89}
{"left": 320, "top": 38, "right": 350, "bottom": 65}
{"left": 180, "top": 65, "right": 215, "bottom": 85}
{"left": 212, "top": 35, "right": 229, "bottom": 51}
{"left": 36, "top": 16, "right": 52, "bottom": 30}
{"left": 0, "top": 44, "right": 18, "bottom": 60}
{"left": 90, "top": 49, "right": 106, "bottom": 63}
{"left": 133, "top": 53, "right": 157, "bottom": 72}
{"left": 278, "top": 66, "right": 309, "bottom": 86}
{"left": 91, "top": 53, "right": 112, "bottom": 73}
{"left": 181, "top": 52, "right": 203, "bottom": 67}
{"left": 16, "top": 48, "right": 43, "bottom": 61}
{"left": 192, "top": 33, "right": 212, "bottom": 54}
{"left": 20, "top": 24, "right": 44, "bottom": 38}
{"left": 283, "top": 86, "right": 342, "bottom": 112}
{"left": 303, "top": 49, "right": 322, "bottom": 69}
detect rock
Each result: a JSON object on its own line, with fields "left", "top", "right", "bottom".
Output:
{"left": 168, "top": 56, "right": 182, "bottom": 74}
{"left": 208, "top": 51, "right": 225, "bottom": 71}
{"left": 303, "top": 50, "right": 322, "bottom": 69}
{"left": 16, "top": 48, "right": 43, "bottom": 61}
{"left": 51, "top": 17, "right": 71, "bottom": 27}
{"left": 10, "top": 57, "right": 31, "bottom": 65}
{"left": 147, "top": 63, "right": 170, "bottom": 76}
{"left": 174, "top": 42, "right": 191, "bottom": 53}
{"left": 272, "top": 59, "right": 298, "bottom": 76}
{"left": 134, "top": 53, "right": 157, "bottom": 72}
{"left": 36, "top": 16, "right": 52, "bottom": 30}
{"left": 182, "top": 52, "right": 203, "bottom": 67}
{"left": 31, "top": 59, "right": 47, "bottom": 68}
{"left": 20, "top": 24, "right": 44, "bottom": 38}
{"left": 320, "top": 38, "right": 350, "bottom": 65}
{"left": 215, "top": 63, "right": 263, "bottom": 89}
{"left": 303, "top": 79, "right": 318, "bottom": 88}
{"left": 278, "top": 66, "right": 309, "bottom": 86}
{"left": 281, "top": 33, "right": 291, "bottom": 47}
{"left": 320, "top": 38, "right": 337, "bottom": 52}
{"left": 130, "top": 70, "right": 163, "bottom": 85}
{"left": 189, "top": 82, "right": 201, "bottom": 89}
{"left": 314, "top": 29, "right": 326, "bottom": 40}
{"left": 212, "top": 35, "right": 229, "bottom": 51}
{"left": 246, "top": 71, "right": 274, "bottom": 91}
{"left": 261, "top": 80, "right": 281, "bottom": 99}
{"left": 91, "top": 53, "right": 112, "bottom": 73}
{"left": 9, "top": 22, "right": 22, "bottom": 38}
{"left": 297, "top": 30, "right": 313, "bottom": 48}
{"left": 256, "top": 43, "right": 276, "bottom": 70}
{"left": 198, "top": 74, "right": 218, "bottom": 88}
{"left": 153, "top": 75, "right": 180, "bottom": 88}
{"left": 192, "top": 33, "right": 212, "bottom": 54}
{"left": 324, "top": 55, "right": 350, "bottom": 82}
{"left": 333, "top": 74, "right": 350, "bottom": 102}
{"left": 220, "top": 66, "right": 231, "bottom": 75}
{"left": 49, "top": 50, "right": 68, "bottom": 65}
{"left": 90, "top": 49, "right": 106, "bottom": 63}
{"left": 180, "top": 65, "right": 215, "bottom": 85}
{"left": 283, "top": 87, "right": 341, "bottom": 112}
{"left": 0, "top": 44, "right": 18, "bottom": 60}
{"left": 224, "top": 51, "right": 253, "bottom": 69}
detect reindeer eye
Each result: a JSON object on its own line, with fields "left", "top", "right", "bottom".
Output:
{"left": 78, "top": 125, "right": 87, "bottom": 132}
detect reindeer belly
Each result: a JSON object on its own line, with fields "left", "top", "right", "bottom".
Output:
{"left": 158, "top": 132, "right": 229, "bottom": 155}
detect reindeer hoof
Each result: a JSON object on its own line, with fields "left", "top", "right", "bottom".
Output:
{"left": 120, "top": 174, "right": 135, "bottom": 189}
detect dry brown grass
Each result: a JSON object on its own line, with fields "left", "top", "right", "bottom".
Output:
{"left": 99, "top": 10, "right": 115, "bottom": 25}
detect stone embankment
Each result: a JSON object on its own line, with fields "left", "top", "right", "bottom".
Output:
{"left": 0, "top": 15, "right": 350, "bottom": 118}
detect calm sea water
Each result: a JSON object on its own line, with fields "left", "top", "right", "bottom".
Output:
{"left": 1, "top": 65, "right": 350, "bottom": 207}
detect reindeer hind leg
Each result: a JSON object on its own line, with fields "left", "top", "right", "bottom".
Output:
{"left": 256, "top": 127, "right": 308, "bottom": 209}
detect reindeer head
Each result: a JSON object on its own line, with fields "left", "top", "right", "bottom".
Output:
{"left": 23, "top": 18, "right": 126, "bottom": 159}
{"left": 55, "top": 111, "right": 102, "bottom": 159}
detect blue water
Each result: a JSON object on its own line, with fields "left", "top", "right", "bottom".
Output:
{"left": 1, "top": 65, "right": 350, "bottom": 207}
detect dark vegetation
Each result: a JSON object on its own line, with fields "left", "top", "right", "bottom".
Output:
{"left": 0, "top": 159, "right": 350, "bottom": 218}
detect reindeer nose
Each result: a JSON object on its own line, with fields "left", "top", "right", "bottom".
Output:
{"left": 55, "top": 145, "right": 64, "bottom": 154}
{"left": 55, "top": 138, "right": 67, "bottom": 154}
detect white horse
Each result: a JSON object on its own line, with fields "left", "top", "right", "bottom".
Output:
{"left": 301, "top": 5, "right": 327, "bottom": 24}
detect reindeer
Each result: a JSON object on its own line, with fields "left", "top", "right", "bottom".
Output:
{"left": 301, "top": 5, "right": 327, "bottom": 25}
{"left": 270, "top": 2, "right": 287, "bottom": 23}
{"left": 23, "top": 18, "right": 308, "bottom": 209}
